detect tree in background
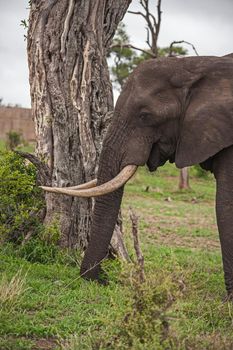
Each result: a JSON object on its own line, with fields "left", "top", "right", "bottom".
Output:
{"left": 109, "top": 0, "right": 199, "bottom": 189}
{"left": 27, "top": 0, "right": 132, "bottom": 249}
{"left": 110, "top": 23, "right": 187, "bottom": 92}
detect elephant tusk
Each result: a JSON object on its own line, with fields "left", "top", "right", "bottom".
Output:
{"left": 62, "top": 179, "right": 97, "bottom": 190}
{"left": 40, "top": 165, "right": 137, "bottom": 197}
{"left": 39, "top": 179, "right": 97, "bottom": 192}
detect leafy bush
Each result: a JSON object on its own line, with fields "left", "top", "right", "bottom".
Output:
{"left": 17, "top": 221, "right": 62, "bottom": 264}
{"left": 6, "top": 131, "right": 23, "bottom": 150}
{"left": 106, "top": 265, "right": 182, "bottom": 349}
{"left": 1, "top": 237, "right": 82, "bottom": 266}
{"left": 62, "top": 260, "right": 184, "bottom": 350}
{"left": 18, "top": 238, "right": 61, "bottom": 264}
{"left": 40, "top": 218, "right": 61, "bottom": 245}
{"left": 0, "top": 151, "right": 44, "bottom": 243}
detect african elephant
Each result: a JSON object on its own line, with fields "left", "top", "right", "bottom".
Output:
{"left": 42, "top": 54, "right": 233, "bottom": 299}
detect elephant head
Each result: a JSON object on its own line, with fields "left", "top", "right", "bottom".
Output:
{"left": 42, "top": 55, "right": 233, "bottom": 286}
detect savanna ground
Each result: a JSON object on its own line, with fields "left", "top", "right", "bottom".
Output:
{"left": 1, "top": 147, "right": 233, "bottom": 349}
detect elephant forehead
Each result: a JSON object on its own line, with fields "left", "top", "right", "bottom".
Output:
{"left": 133, "top": 84, "right": 175, "bottom": 110}
{"left": 132, "top": 78, "right": 170, "bottom": 102}
{"left": 135, "top": 69, "right": 169, "bottom": 88}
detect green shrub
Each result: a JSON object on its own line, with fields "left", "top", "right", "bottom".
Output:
{"left": 18, "top": 238, "right": 61, "bottom": 264}
{"left": 193, "top": 164, "right": 210, "bottom": 179}
{"left": 0, "top": 151, "right": 44, "bottom": 243}
{"left": 17, "top": 237, "right": 82, "bottom": 265}
{"left": 40, "top": 218, "right": 61, "bottom": 245}
{"left": 108, "top": 266, "right": 182, "bottom": 349}
{"left": 16, "top": 220, "right": 62, "bottom": 264}
{"left": 6, "top": 131, "right": 23, "bottom": 150}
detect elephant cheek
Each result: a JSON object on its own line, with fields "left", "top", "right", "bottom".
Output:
{"left": 122, "top": 140, "right": 154, "bottom": 168}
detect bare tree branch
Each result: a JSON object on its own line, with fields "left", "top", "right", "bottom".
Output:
{"left": 128, "top": 10, "right": 147, "bottom": 21}
{"left": 110, "top": 43, "right": 155, "bottom": 58}
{"left": 169, "top": 40, "right": 199, "bottom": 56}
{"left": 149, "top": 11, "right": 157, "bottom": 29}
{"left": 156, "top": 0, "right": 162, "bottom": 33}
{"left": 143, "top": 0, "right": 156, "bottom": 52}
{"left": 15, "top": 151, "right": 51, "bottom": 186}
{"left": 140, "top": 0, "right": 147, "bottom": 12}
{"left": 145, "top": 27, "right": 152, "bottom": 50}
{"left": 128, "top": 0, "right": 163, "bottom": 57}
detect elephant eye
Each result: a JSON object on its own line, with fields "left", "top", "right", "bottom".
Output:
{"left": 140, "top": 112, "right": 150, "bottom": 120}
{"left": 139, "top": 112, "right": 154, "bottom": 124}
{"left": 139, "top": 112, "right": 156, "bottom": 127}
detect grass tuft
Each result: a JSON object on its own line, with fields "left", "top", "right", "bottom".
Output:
{"left": 0, "top": 269, "right": 28, "bottom": 309}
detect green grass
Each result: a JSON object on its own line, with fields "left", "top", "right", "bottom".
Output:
{"left": 0, "top": 139, "right": 6, "bottom": 151}
{"left": 0, "top": 138, "right": 34, "bottom": 153}
{"left": 1, "top": 163, "right": 233, "bottom": 349}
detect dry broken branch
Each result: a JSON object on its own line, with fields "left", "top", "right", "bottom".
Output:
{"left": 110, "top": 224, "right": 131, "bottom": 262}
{"left": 129, "top": 207, "right": 145, "bottom": 283}
{"left": 169, "top": 40, "right": 199, "bottom": 56}
{"left": 110, "top": 43, "right": 155, "bottom": 58}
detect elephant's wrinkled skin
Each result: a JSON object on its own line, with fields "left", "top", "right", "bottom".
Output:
{"left": 44, "top": 54, "right": 233, "bottom": 298}
{"left": 81, "top": 54, "right": 233, "bottom": 297}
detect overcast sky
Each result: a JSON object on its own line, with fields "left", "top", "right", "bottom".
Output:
{"left": 0, "top": 0, "right": 232, "bottom": 108}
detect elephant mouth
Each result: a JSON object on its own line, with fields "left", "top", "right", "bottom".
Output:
{"left": 146, "top": 143, "right": 167, "bottom": 172}
{"left": 40, "top": 165, "right": 137, "bottom": 197}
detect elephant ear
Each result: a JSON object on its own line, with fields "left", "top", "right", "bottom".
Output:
{"left": 174, "top": 57, "right": 233, "bottom": 168}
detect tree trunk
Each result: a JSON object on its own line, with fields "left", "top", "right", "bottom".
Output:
{"left": 179, "top": 167, "right": 190, "bottom": 190}
{"left": 27, "top": 0, "right": 132, "bottom": 249}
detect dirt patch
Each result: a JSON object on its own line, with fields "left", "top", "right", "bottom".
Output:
{"left": 124, "top": 206, "right": 220, "bottom": 251}
{"left": 142, "top": 215, "right": 220, "bottom": 251}
{"left": 152, "top": 231, "right": 220, "bottom": 251}
{"left": 32, "top": 338, "right": 58, "bottom": 350}
{"left": 1, "top": 336, "right": 59, "bottom": 350}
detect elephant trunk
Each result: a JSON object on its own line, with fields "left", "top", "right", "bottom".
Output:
{"left": 80, "top": 146, "right": 125, "bottom": 282}
{"left": 80, "top": 186, "right": 124, "bottom": 281}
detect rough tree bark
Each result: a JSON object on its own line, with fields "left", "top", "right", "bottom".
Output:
{"left": 27, "top": 0, "right": 132, "bottom": 249}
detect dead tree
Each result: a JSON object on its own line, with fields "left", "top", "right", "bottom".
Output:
{"left": 128, "top": 0, "right": 162, "bottom": 57}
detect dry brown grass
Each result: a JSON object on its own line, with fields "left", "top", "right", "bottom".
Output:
{"left": 0, "top": 269, "right": 28, "bottom": 308}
